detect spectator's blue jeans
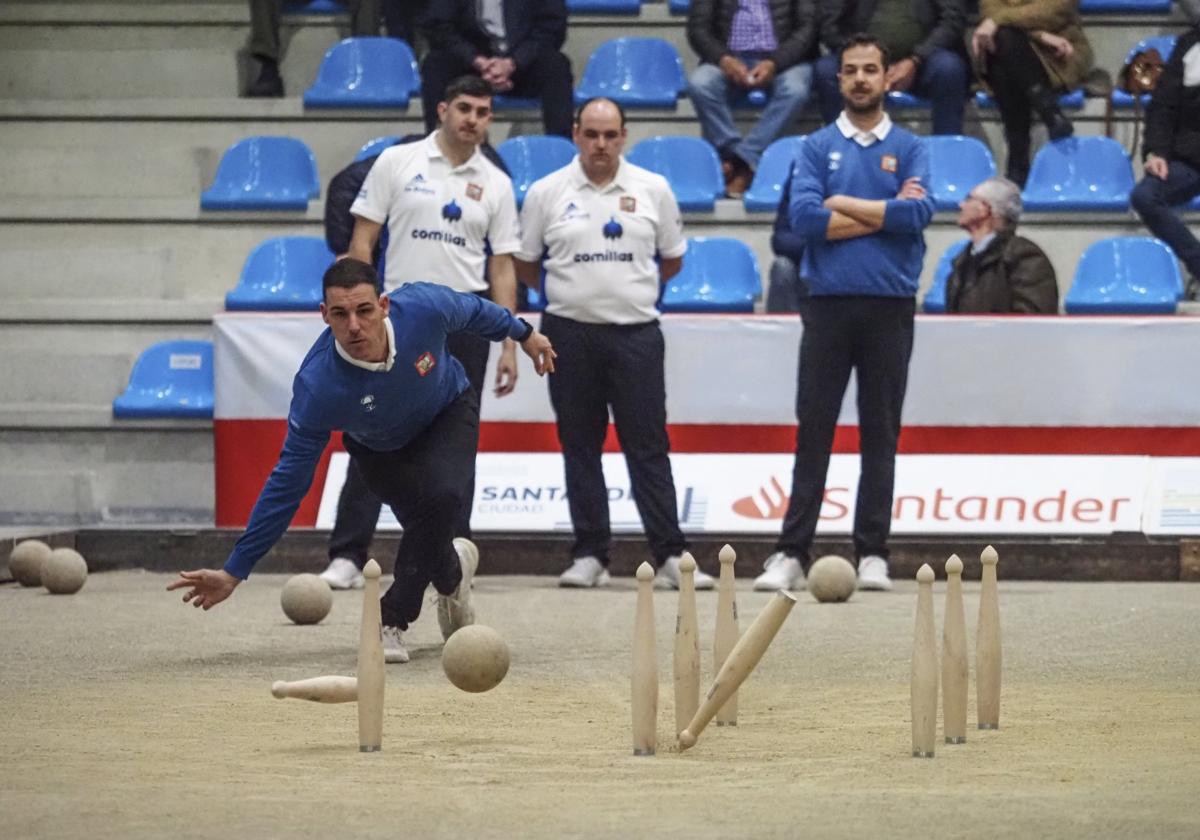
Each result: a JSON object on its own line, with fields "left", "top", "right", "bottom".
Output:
{"left": 1131, "top": 161, "right": 1200, "bottom": 285}
{"left": 813, "top": 49, "right": 968, "bottom": 136}
{"left": 687, "top": 54, "right": 812, "bottom": 168}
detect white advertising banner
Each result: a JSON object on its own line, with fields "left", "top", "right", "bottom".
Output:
{"left": 1142, "top": 458, "right": 1200, "bottom": 536}
{"left": 317, "top": 452, "right": 1153, "bottom": 536}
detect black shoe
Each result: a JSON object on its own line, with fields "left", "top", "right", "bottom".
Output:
{"left": 1004, "top": 133, "right": 1031, "bottom": 188}
{"left": 1030, "top": 84, "right": 1073, "bottom": 141}
{"left": 246, "top": 59, "right": 284, "bottom": 98}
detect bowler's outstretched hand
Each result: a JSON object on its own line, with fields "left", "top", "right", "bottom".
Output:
{"left": 167, "top": 569, "right": 240, "bottom": 610}
{"left": 520, "top": 330, "right": 557, "bottom": 375}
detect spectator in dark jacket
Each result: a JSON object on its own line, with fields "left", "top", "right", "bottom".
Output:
{"left": 1131, "top": 25, "right": 1200, "bottom": 299}
{"left": 419, "top": 0, "right": 572, "bottom": 137}
{"left": 815, "top": 0, "right": 969, "bottom": 134}
{"left": 946, "top": 176, "right": 1057, "bottom": 313}
{"left": 686, "top": 0, "right": 819, "bottom": 197}
{"left": 767, "top": 166, "right": 808, "bottom": 312}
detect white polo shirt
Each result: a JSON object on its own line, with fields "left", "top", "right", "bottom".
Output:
{"left": 516, "top": 156, "right": 687, "bottom": 325}
{"left": 351, "top": 132, "right": 521, "bottom": 293}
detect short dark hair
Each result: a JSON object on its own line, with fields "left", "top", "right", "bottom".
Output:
{"left": 574, "top": 96, "right": 627, "bottom": 127}
{"left": 839, "top": 33, "right": 890, "bottom": 70}
{"left": 443, "top": 74, "right": 494, "bottom": 105}
{"left": 322, "top": 258, "right": 380, "bottom": 298}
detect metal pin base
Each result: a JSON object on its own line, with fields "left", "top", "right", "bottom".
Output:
{"left": 978, "top": 723, "right": 999, "bottom": 730}
{"left": 912, "top": 750, "right": 936, "bottom": 758}
{"left": 945, "top": 736, "right": 966, "bottom": 744}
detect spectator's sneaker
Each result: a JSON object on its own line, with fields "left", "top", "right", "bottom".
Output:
{"left": 246, "top": 61, "right": 284, "bottom": 97}
{"left": 753, "top": 552, "right": 806, "bottom": 591}
{"left": 558, "top": 556, "right": 610, "bottom": 588}
{"left": 382, "top": 625, "right": 410, "bottom": 664}
{"left": 437, "top": 540, "right": 477, "bottom": 641}
{"left": 857, "top": 555, "right": 894, "bottom": 591}
{"left": 319, "top": 557, "right": 364, "bottom": 590}
{"left": 655, "top": 555, "right": 716, "bottom": 591}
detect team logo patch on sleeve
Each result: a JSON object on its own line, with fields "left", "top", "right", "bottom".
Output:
{"left": 619, "top": 196, "right": 636, "bottom": 212}
{"left": 881, "top": 154, "right": 898, "bottom": 173}
{"left": 466, "top": 183, "right": 483, "bottom": 201}
{"left": 414, "top": 351, "right": 436, "bottom": 376}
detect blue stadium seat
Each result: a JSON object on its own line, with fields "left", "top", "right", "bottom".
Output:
{"left": 355, "top": 135, "right": 401, "bottom": 162}
{"left": 733, "top": 89, "right": 769, "bottom": 108}
{"left": 497, "top": 135, "right": 577, "bottom": 208}
{"left": 668, "top": 0, "right": 691, "bottom": 12}
{"left": 492, "top": 95, "right": 542, "bottom": 110}
{"left": 922, "top": 239, "right": 970, "bottom": 313}
{"left": 1079, "top": 0, "right": 1171, "bottom": 12}
{"left": 284, "top": 1, "right": 345, "bottom": 12}
{"left": 1064, "top": 236, "right": 1182, "bottom": 314}
{"left": 974, "top": 89, "right": 1085, "bottom": 110}
{"left": 523, "top": 287, "right": 546, "bottom": 312}
{"left": 225, "top": 236, "right": 334, "bottom": 311}
{"left": 627, "top": 136, "right": 724, "bottom": 212}
{"left": 927, "top": 136, "right": 996, "bottom": 212}
{"left": 567, "top": 0, "right": 641, "bottom": 12}
{"left": 887, "top": 91, "right": 931, "bottom": 109}
{"left": 1112, "top": 36, "right": 1177, "bottom": 108}
{"left": 574, "top": 38, "right": 686, "bottom": 108}
{"left": 661, "top": 237, "right": 760, "bottom": 312}
{"left": 743, "top": 135, "right": 805, "bottom": 213}
{"left": 1021, "top": 137, "right": 1135, "bottom": 212}
{"left": 303, "top": 37, "right": 420, "bottom": 108}
{"left": 113, "top": 340, "right": 214, "bottom": 420}
{"left": 200, "top": 136, "right": 320, "bottom": 211}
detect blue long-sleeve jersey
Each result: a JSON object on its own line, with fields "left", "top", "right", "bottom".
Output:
{"left": 224, "top": 282, "right": 528, "bottom": 579}
{"left": 788, "top": 121, "right": 935, "bottom": 297}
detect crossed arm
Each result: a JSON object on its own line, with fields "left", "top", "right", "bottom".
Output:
{"left": 822, "top": 177, "right": 928, "bottom": 240}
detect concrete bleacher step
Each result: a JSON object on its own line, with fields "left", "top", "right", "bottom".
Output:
{"left": 0, "top": 429, "right": 214, "bottom": 524}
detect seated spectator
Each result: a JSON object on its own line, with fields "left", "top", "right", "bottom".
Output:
{"left": 419, "top": 0, "right": 573, "bottom": 138}
{"left": 1183, "top": 0, "right": 1200, "bottom": 25}
{"left": 970, "top": 0, "right": 1092, "bottom": 186}
{"left": 766, "top": 165, "right": 808, "bottom": 312}
{"left": 685, "top": 0, "right": 818, "bottom": 198}
{"left": 1131, "top": 24, "right": 1200, "bottom": 301}
{"left": 815, "top": 0, "right": 970, "bottom": 135}
{"left": 947, "top": 176, "right": 1058, "bottom": 313}
{"left": 245, "top": 0, "right": 381, "bottom": 97}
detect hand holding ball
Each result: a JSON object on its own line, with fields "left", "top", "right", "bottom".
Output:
{"left": 442, "top": 625, "right": 509, "bottom": 693}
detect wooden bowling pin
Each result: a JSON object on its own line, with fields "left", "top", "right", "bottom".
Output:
{"left": 942, "top": 555, "right": 968, "bottom": 744}
{"left": 678, "top": 590, "right": 796, "bottom": 751}
{"left": 673, "top": 553, "right": 701, "bottom": 737}
{"left": 357, "top": 558, "right": 385, "bottom": 752}
{"left": 911, "top": 564, "right": 938, "bottom": 758}
{"left": 271, "top": 676, "right": 358, "bottom": 703}
{"left": 713, "top": 544, "right": 740, "bottom": 727}
{"left": 976, "top": 545, "right": 1002, "bottom": 730}
{"left": 632, "top": 561, "right": 658, "bottom": 756}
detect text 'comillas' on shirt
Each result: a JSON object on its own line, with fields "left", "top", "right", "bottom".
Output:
{"left": 350, "top": 131, "right": 521, "bottom": 294}
{"left": 516, "top": 156, "right": 687, "bottom": 325}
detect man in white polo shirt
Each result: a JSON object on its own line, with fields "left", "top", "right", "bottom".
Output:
{"left": 315, "top": 78, "right": 522, "bottom": 630}
{"left": 515, "top": 97, "right": 714, "bottom": 591}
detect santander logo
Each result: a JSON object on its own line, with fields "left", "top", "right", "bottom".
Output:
{"left": 732, "top": 477, "right": 790, "bottom": 519}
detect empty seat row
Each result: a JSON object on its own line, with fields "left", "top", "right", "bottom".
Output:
{"left": 291, "top": 0, "right": 1174, "bottom": 15}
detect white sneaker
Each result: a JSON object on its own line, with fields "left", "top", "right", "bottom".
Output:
{"left": 753, "top": 552, "right": 806, "bottom": 591}
{"left": 319, "top": 557, "right": 364, "bottom": 590}
{"left": 382, "top": 625, "right": 410, "bottom": 664}
{"left": 558, "top": 555, "right": 610, "bottom": 588}
{"left": 654, "top": 555, "right": 716, "bottom": 591}
{"left": 438, "top": 539, "right": 478, "bottom": 641}
{"left": 857, "top": 555, "right": 894, "bottom": 591}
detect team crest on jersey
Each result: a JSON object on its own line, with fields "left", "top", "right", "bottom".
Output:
{"left": 620, "top": 196, "right": 636, "bottom": 212}
{"left": 881, "top": 154, "right": 898, "bottom": 173}
{"left": 602, "top": 217, "right": 624, "bottom": 240}
{"left": 828, "top": 151, "right": 842, "bottom": 172}
{"left": 360, "top": 394, "right": 376, "bottom": 413}
{"left": 404, "top": 173, "right": 435, "bottom": 194}
{"left": 441, "top": 199, "right": 463, "bottom": 222}
{"left": 414, "top": 351, "right": 436, "bottom": 376}
{"left": 466, "top": 183, "right": 483, "bottom": 201}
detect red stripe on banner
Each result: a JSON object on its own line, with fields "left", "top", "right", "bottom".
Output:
{"left": 214, "top": 420, "right": 1200, "bottom": 527}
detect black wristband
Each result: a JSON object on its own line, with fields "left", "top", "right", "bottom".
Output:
{"left": 515, "top": 317, "right": 534, "bottom": 343}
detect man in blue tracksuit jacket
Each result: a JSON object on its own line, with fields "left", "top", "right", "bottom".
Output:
{"left": 169, "top": 258, "right": 555, "bottom": 660}
{"left": 754, "top": 32, "right": 935, "bottom": 594}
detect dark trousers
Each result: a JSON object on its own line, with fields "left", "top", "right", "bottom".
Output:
{"left": 419, "top": 49, "right": 574, "bottom": 138}
{"left": 1131, "top": 161, "right": 1200, "bottom": 283}
{"left": 776, "top": 296, "right": 915, "bottom": 565}
{"left": 540, "top": 313, "right": 688, "bottom": 566}
{"left": 983, "top": 27, "right": 1053, "bottom": 184}
{"left": 814, "top": 49, "right": 968, "bottom": 135}
{"left": 344, "top": 390, "right": 480, "bottom": 630}
{"left": 248, "top": 0, "right": 378, "bottom": 62}
{"left": 328, "top": 329, "right": 490, "bottom": 565}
